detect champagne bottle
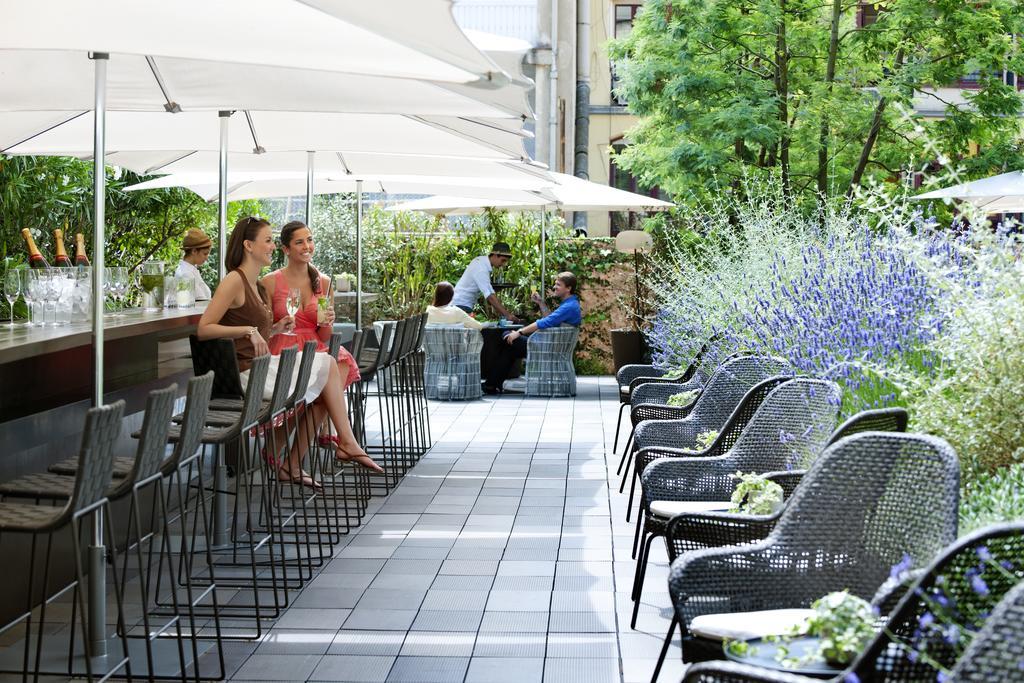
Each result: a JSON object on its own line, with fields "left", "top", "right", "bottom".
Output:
{"left": 53, "top": 227, "right": 74, "bottom": 268}
{"left": 21, "top": 228, "right": 51, "bottom": 269}
{"left": 75, "top": 233, "right": 91, "bottom": 267}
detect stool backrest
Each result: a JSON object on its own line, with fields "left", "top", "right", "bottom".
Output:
{"left": 189, "top": 335, "right": 244, "bottom": 398}
{"left": 165, "top": 371, "right": 215, "bottom": 473}
{"left": 264, "top": 345, "right": 297, "bottom": 418}
{"left": 237, "top": 354, "right": 271, "bottom": 430}
{"left": 68, "top": 400, "right": 126, "bottom": 515}
{"left": 285, "top": 341, "right": 318, "bottom": 407}
{"left": 125, "top": 384, "right": 178, "bottom": 484}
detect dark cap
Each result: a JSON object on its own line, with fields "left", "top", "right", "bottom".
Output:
{"left": 490, "top": 242, "right": 513, "bottom": 257}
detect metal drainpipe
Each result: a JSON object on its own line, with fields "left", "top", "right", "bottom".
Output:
{"left": 573, "top": 0, "right": 590, "bottom": 232}
{"left": 549, "top": 0, "right": 559, "bottom": 172}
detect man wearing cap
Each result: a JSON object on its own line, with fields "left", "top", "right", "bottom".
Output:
{"left": 175, "top": 228, "right": 213, "bottom": 300}
{"left": 451, "top": 242, "right": 522, "bottom": 323}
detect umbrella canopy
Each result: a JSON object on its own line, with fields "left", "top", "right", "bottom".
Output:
{"left": 385, "top": 172, "right": 675, "bottom": 213}
{"left": 124, "top": 171, "right": 557, "bottom": 203}
{"left": 913, "top": 170, "right": 1024, "bottom": 213}
{"left": 0, "top": 0, "right": 506, "bottom": 86}
{"left": 0, "top": 110, "right": 529, "bottom": 161}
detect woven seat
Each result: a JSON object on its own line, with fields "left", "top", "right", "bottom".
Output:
{"left": 422, "top": 325, "right": 484, "bottom": 400}
{"left": 666, "top": 431, "right": 959, "bottom": 666}
{"left": 49, "top": 455, "right": 135, "bottom": 478}
{"left": 0, "top": 501, "right": 66, "bottom": 531}
{"left": 525, "top": 326, "right": 579, "bottom": 397}
{"left": 680, "top": 522, "right": 1024, "bottom": 682}
{"left": 628, "top": 378, "right": 841, "bottom": 629}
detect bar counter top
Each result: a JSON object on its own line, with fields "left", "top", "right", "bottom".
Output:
{"left": 0, "top": 303, "right": 207, "bottom": 365}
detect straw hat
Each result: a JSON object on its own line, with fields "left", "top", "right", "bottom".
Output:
{"left": 182, "top": 229, "right": 212, "bottom": 250}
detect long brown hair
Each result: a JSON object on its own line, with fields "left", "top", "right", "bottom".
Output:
{"left": 432, "top": 281, "right": 454, "bottom": 307}
{"left": 225, "top": 215, "right": 271, "bottom": 273}
{"left": 280, "top": 220, "right": 322, "bottom": 295}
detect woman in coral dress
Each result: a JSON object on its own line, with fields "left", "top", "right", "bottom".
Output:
{"left": 262, "top": 220, "right": 381, "bottom": 473}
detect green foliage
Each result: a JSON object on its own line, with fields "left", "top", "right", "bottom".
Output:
{"left": 608, "top": 0, "right": 1024, "bottom": 207}
{"left": 801, "top": 592, "right": 876, "bottom": 667}
{"left": 0, "top": 155, "right": 216, "bottom": 273}
{"left": 959, "top": 464, "right": 1024, "bottom": 536}
{"left": 666, "top": 389, "right": 698, "bottom": 407}
{"left": 729, "top": 472, "right": 784, "bottom": 516}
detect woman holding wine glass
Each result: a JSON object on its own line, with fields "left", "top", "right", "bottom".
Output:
{"left": 262, "top": 220, "right": 381, "bottom": 473}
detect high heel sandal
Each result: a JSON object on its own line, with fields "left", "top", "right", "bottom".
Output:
{"left": 277, "top": 465, "right": 323, "bottom": 492}
{"left": 319, "top": 435, "right": 384, "bottom": 474}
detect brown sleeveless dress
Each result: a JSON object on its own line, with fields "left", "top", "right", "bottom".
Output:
{"left": 219, "top": 270, "right": 272, "bottom": 372}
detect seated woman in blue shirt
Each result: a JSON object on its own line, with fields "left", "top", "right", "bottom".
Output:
{"left": 485, "top": 271, "right": 581, "bottom": 394}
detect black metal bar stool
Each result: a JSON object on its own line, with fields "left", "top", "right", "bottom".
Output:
{"left": 0, "top": 400, "right": 129, "bottom": 683}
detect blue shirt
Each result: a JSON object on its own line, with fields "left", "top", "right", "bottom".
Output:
{"left": 536, "top": 295, "right": 582, "bottom": 329}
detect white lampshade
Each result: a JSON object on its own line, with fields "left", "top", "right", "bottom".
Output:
{"left": 615, "top": 230, "right": 654, "bottom": 254}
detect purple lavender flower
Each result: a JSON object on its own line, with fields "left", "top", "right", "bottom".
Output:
{"left": 975, "top": 546, "right": 992, "bottom": 562}
{"left": 919, "top": 612, "right": 935, "bottom": 628}
{"left": 970, "top": 574, "right": 989, "bottom": 596}
{"left": 843, "top": 674, "right": 861, "bottom": 683}
{"left": 890, "top": 553, "right": 914, "bottom": 578}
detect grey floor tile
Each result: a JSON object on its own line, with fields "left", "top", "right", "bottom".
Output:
{"left": 542, "top": 657, "right": 620, "bottom": 683}
{"left": 369, "top": 573, "right": 437, "bottom": 591}
{"left": 465, "top": 656, "right": 544, "bottom": 683}
{"left": 355, "top": 588, "right": 427, "bottom": 610}
{"left": 309, "top": 655, "right": 396, "bottom": 682}
{"left": 429, "top": 575, "right": 495, "bottom": 591}
{"left": 496, "top": 560, "right": 556, "bottom": 577}
{"left": 548, "top": 611, "right": 618, "bottom": 632}
{"left": 473, "top": 632, "right": 547, "bottom": 658}
{"left": 546, "top": 632, "right": 618, "bottom": 658}
{"left": 342, "top": 608, "right": 418, "bottom": 631}
{"left": 328, "top": 630, "right": 406, "bottom": 656}
{"left": 255, "top": 629, "right": 337, "bottom": 655}
{"left": 478, "top": 611, "right": 550, "bottom": 633}
{"left": 409, "top": 610, "right": 483, "bottom": 632}
{"left": 438, "top": 559, "right": 499, "bottom": 575}
{"left": 232, "top": 654, "right": 321, "bottom": 681}
{"left": 293, "top": 588, "right": 363, "bottom": 609}
{"left": 420, "top": 589, "right": 490, "bottom": 611}
{"left": 485, "top": 590, "right": 551, "bottom": 612}
{"left": 274, "top": 608, "right": 353, "bottom": 630}
{"left": 400, "top": 631, "right": 476, "bottom": 657}
{"left": 386, "top": 656, "right": 470, "bottom": 683}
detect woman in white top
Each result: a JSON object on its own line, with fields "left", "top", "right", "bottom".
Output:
{"left": 426, "top": 281, "right": 484, "bottom": 329}
{"left": 175, "top": 228, "right": 213, "bottom": 300}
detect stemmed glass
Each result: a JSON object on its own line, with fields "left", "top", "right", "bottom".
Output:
{"left": 20, "top": 270, "right": 37, "bottom": 326}
{"left": 41, "top": 270, "right": 60, "bottom": 325}
{"left": 106, "top": 267, "right": 128, "bottom": 316}
{"left": 284, "top": 288, "right": 301, "bottom": 335}
{"left": 3, "top": 270, "right": 20, "bottom": 329}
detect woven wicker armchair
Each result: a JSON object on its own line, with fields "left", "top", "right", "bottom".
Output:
{"left": 679, "top": 522, "right": 1024, "bottom": 682}
{"left": 422, "top": 325, "right": 484, "bottom": 400}
{"left": 629, "top": 378, "right": 841, "bottom": 629}
{"left": 621, "top": 355, "right": 791, "bottom": 512}
{"left": 658, "top": 407, "right": 910, "bottom": 565}
{"left": 524, "top": 326, "right": 579, "bottom": 397}
{"left": 666, "top": 431, "right": 959, "bottom": 666}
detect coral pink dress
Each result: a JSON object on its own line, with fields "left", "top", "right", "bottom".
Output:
{"left": 267, "top": 270, "right": 361, "bottom": 388}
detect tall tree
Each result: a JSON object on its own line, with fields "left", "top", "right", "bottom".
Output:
{"left": 608, "top": 0, "right": 1024, "bottom": 207}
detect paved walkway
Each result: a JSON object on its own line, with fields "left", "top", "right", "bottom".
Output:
{"left": 225, "top": 376, "right": 684, "bottom": 683}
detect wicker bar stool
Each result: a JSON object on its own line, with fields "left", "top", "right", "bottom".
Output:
{"left": 0, "top": 387, "right": 185, "bottom": 680}
{"left": 0, "top": 401, "right": 129, "bottom": 683}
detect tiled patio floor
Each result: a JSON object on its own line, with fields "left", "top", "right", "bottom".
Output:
{"left": 225, "top": 376, "right": 684, "bottom": 683}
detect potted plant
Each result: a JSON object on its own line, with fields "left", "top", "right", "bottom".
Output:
{"left": 610, "top": 230, "right": 653, "bottom": 371}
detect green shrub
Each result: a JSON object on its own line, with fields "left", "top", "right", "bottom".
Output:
{"left": 959, "top": 464, "right": 1024, "bottom": 536}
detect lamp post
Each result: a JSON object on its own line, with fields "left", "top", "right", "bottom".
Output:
{"left": 610, "top": 230, "right": 653, "bottom": 370}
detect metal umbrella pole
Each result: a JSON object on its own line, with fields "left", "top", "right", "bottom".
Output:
{"left": 540, "top": 209, "right": 547, "bottom": 290}
{"left": 213, "top": 110, "right": 231, "bottom": 546}
{"left": 217, "top": 111, "right": 230, "bottom": 280}
{"left": 305, "top": 151, "right": 314, "bottom": 226}
{"left": 88, "top": 51, "right": 109, "bottom": 661}
{"left": 355, "top": 180, "right": 363, "bottom": 328}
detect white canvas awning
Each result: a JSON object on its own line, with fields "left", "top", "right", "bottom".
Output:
{"left": 124, "top": 171, "right": 557, "bottom": 203}
{"left": 0, "top": 111, "right": 529, "bottom": 161}
{"left": 386, "top": 172, "right": 675, "bottom": 213}
{"left": 913, "top": 170, "right": 1024, "bottom": 213}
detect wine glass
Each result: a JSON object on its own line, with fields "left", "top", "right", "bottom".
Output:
{"left": 284, "top": 288, "right": 301, "bottom": 336}
{"left": 105, "top": 267, "right": 125, "bottom": 317}
{"left": 3, "top": 270, "right": 21, "bottom": 329}
{"left": 20, "top": 270, "right": 37, "bottom": 326}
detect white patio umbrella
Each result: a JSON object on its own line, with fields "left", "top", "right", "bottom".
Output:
{"left": 0, "top": 0, "right": 518, "bottom": 665}
{"left": 386, "top": 172, "right": 674, "bottom": 286}
{"left": 913, "top": 170, "right": 1024, "bottom": 213}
